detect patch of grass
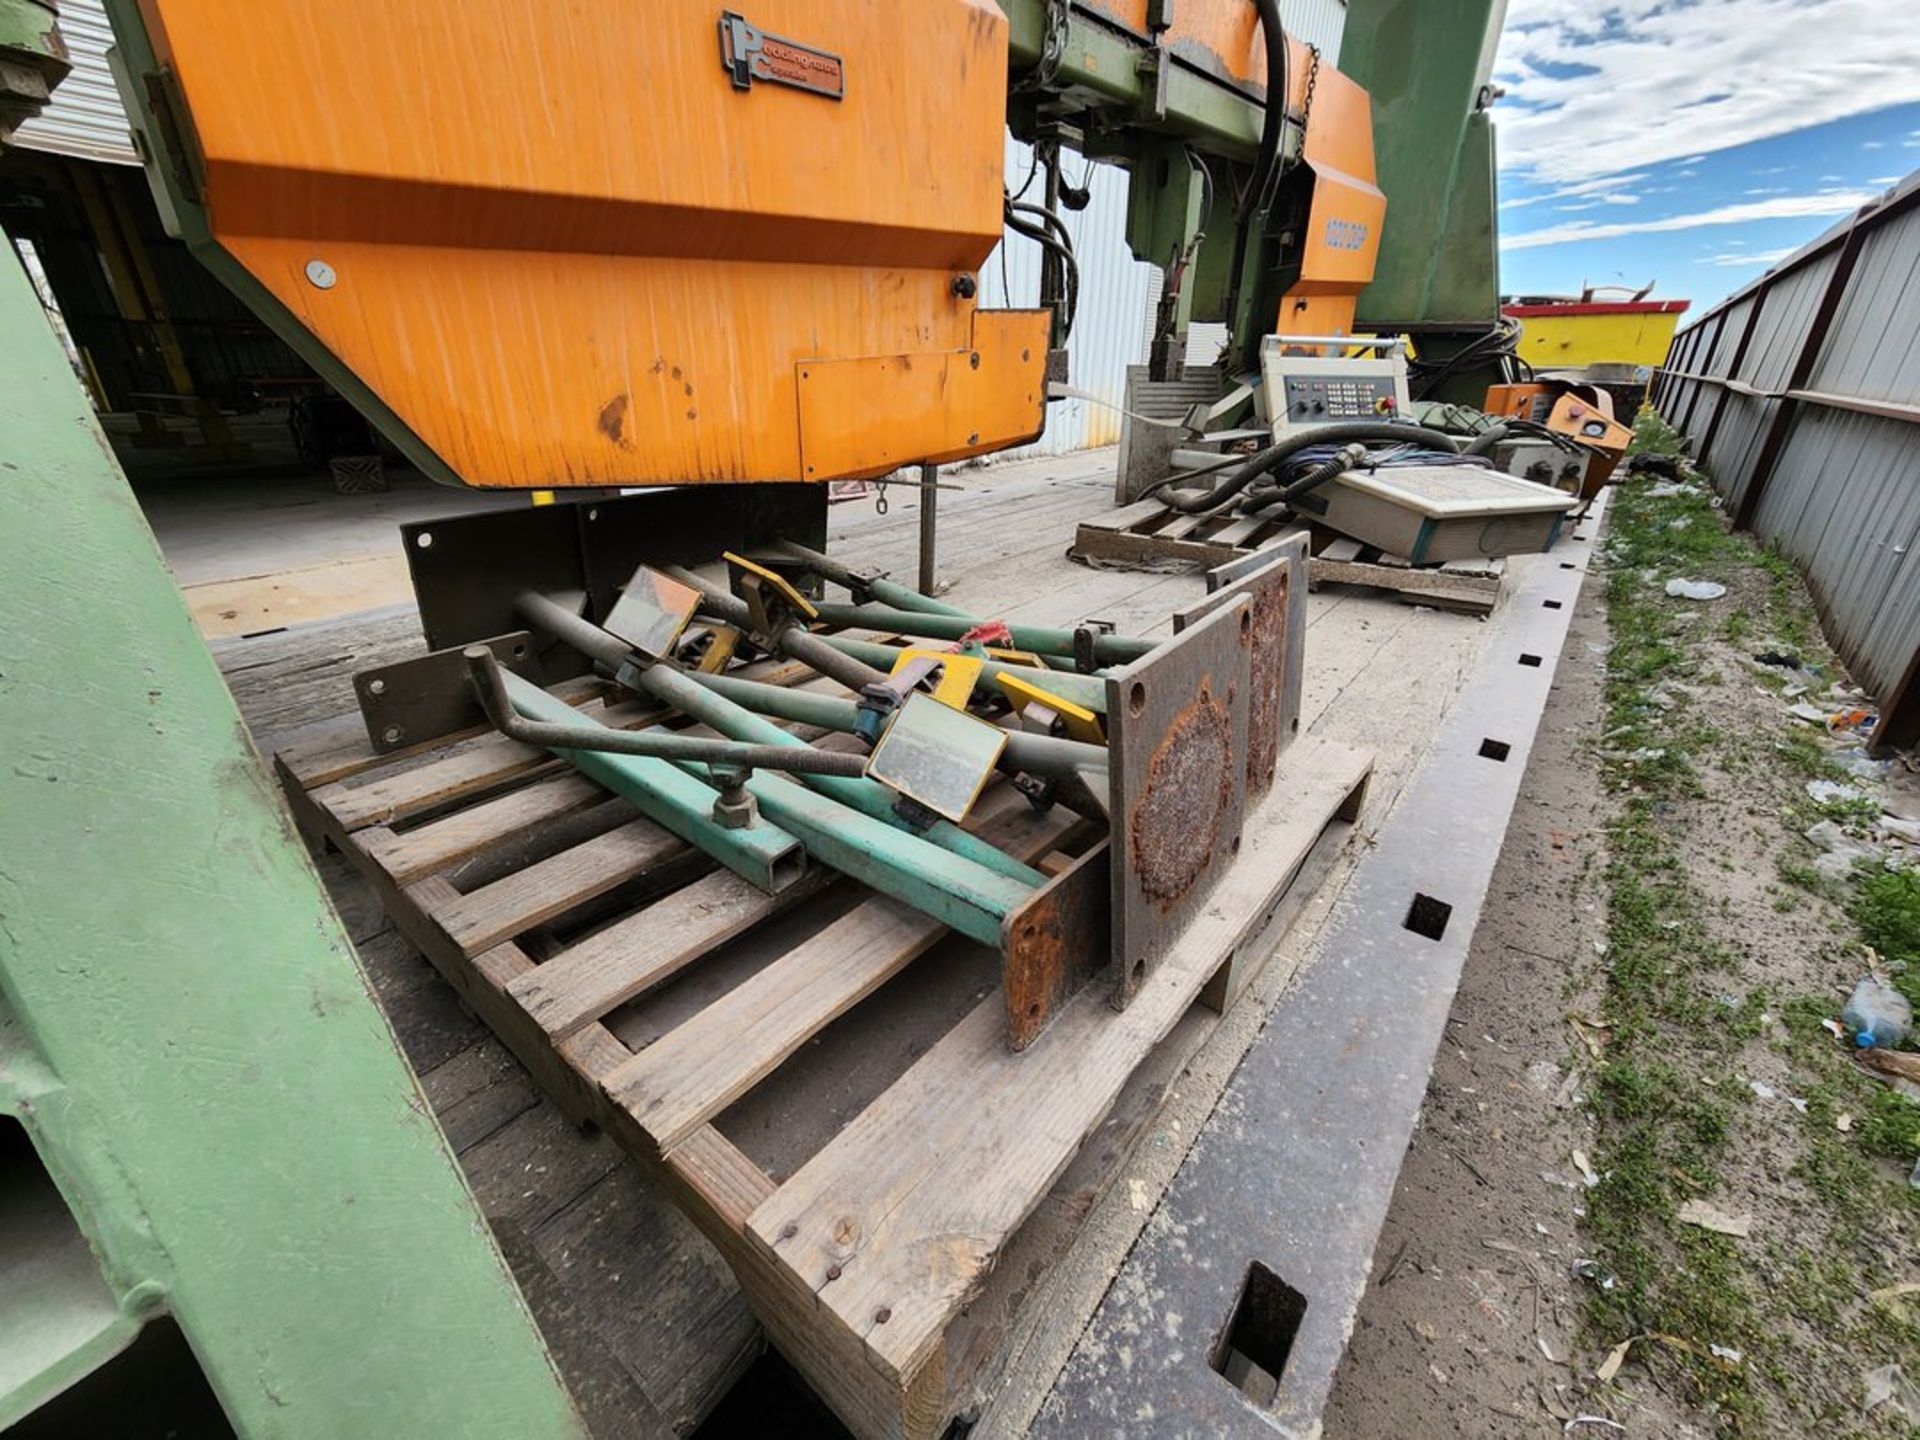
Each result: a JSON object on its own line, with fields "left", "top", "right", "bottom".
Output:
{"left": 1580, "top": 421, "right": 1920, "bottom": 1429}
{"left": 1851, "top": 869, "right": 1920, "bottom": 1006}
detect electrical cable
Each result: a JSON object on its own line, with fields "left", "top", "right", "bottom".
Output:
{"left": 1153, "top": 420, "right": 1464, "bottom": 516}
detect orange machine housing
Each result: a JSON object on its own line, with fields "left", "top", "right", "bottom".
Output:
{"left": 121, "top": 0, "right": 1050, "bottom": 488}
{"left": 1485, "top": 382, "right": 1635, "bottom": 499}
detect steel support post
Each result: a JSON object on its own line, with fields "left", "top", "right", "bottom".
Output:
{"left": 917, "top": 461, "right": 940, "bottom": 598}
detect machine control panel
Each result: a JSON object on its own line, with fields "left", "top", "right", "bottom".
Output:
{"left": 1259, "top": 340, "right": 1413, "bottom": 439}
{"left": 1280, "top": 374, "right": 1400, "bottom": 420}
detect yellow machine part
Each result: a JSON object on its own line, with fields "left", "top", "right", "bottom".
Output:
{"left": 129, "top": 0, "right": 1049, "bottom": 488}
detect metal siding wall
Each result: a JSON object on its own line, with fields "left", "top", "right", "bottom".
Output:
{"left": 1282, "top": 0, "right": 1349, "bottom": 63}
{"left": 981, "top": 135, "right": 1156, "bottom": 459}
{"left": 11, "top": 0, "right": 139, "bottom": 165}
{"left": 1656, "top": 177, "right": 1920, "bottom": 724}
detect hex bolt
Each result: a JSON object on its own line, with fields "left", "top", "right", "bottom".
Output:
{"left": 710, "top": 766, "right": 759, "bottom": 829}
{"left": 950, "top": 273, "right": 977, "bottom": 299}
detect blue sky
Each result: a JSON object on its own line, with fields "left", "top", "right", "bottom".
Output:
{"left": 1493, "top": 0, "right": 1920, "bottom": 312}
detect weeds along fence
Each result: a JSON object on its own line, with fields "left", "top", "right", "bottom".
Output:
{"left": 1653, "top": 173, "right": 1920, "bottom": 753}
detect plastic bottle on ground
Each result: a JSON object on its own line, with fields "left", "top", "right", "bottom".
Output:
{"left": 1842, "top": 977, "right": 1913, "bottom": 1049}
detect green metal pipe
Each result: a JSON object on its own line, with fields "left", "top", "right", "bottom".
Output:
{"left": 692, "top": 766, "right": 1031, "bottom": 947}
{"left": 635, "top": 663, "right": 1045, "bottom": 888}
{"left": 657, "top": 565, "right": 889, "bottom": 692}
{"left": 502, "top": 672, "right": 806, "bottom": 893}
{"left": 809, "top": 601, "right": 1157, "bottom": 666}
{"left": 773, "top": 539, "right": 972, "bottom": 618}
{"left": 514, "top": 589, "right": 1045, "bottom": 885}
{"left": 820, "top": 634, "right": 1111, "bottom": 714}
{"left": 690, "top": 670, "right": 1110, "bottom": 779}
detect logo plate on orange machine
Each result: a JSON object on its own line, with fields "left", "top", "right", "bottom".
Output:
{"left": 719, "top": 11, "right": 845, "bottom": 100}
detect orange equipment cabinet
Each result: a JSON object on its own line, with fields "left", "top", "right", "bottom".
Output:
{"left": 1485, "top": 382, "right": 1636, "bottom": 500}
{"left": 107, "top": 1, "right": 1050, "bottom": 488}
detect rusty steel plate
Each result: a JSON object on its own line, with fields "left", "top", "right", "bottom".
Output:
{"left": 1174, "top": 534, "right": 1309, "bottom": 796}
{"left": 1001, "top": 840, "right": 1110, "bottom": 1050}
{"left": 1105, "top": 595, "right": 1252, "bottom": 1007}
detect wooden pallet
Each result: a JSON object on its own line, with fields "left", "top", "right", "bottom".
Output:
{"left": 1074, "top": 502, "right": 1507, "bottom": 615}
{"left": 275, "top": 674, "right": 1372, "bottom": 1440}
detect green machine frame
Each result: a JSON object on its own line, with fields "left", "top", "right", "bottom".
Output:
{"left": 0, "top": 230, "right": 582, "bottom": 1434}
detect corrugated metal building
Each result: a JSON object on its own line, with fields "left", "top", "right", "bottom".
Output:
{"left": 1654, "top": 172, "right": 1920, "bottom": 751}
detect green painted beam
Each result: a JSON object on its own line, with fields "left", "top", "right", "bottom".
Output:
{"left": 0, "top": 233, "right": 581, "bottom": 1437}
{"left": 1339, "top": 0, "right": 1506, "bottom": 330}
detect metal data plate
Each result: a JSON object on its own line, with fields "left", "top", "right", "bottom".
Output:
{"left": 603, "top": 565, "right": 701, "bottom": 661}
{"left": 1105, "top": 595, "right": 1253, "bottom": 1006}
{"left": 1176, "top": 534, "right": 1309, "bottom": 795}
{"left": 865, "top": 690, "right": 1008, "bottom": 824}
{"left": 356, "top": 631, "right": 542, "bottom": 753}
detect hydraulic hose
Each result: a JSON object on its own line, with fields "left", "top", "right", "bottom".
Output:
{"left": 1464, "top": 423, "right": 1510, "bottom": 457}
{"left": 1244, "top": 0, "right": 1288, "bottom": 220}
{"left": 1159, "top": 421, "right": 1464, "bottom": 516}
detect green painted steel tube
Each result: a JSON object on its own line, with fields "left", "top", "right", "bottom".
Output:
{"left": 773, "top": 539, "right": 972, "bottom": 618}
{"left": 634, "top": 664, "right": 1045, "bottom": 889}
{"left": 714, "top": 769, "right": 1030, "bottom": 947}
{"left": 690, "top": 671, "right": 1110, "bottom": 779}
{"left": 820, "top": 635, "right": 1111, "bottom": 714}
{"left": 809, "top": 601, "right": 1157, "bottom": 666}
{"left": 502, "top": 673, "right": 806, "bottom": 892}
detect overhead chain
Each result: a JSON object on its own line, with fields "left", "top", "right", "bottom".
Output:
{"left": 1017, "top": 0, "right": 1072, "bottom": 93}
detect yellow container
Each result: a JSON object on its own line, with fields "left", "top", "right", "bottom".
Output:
{"left": 1504, "top": 300, "right": 1690, "bottom": 371}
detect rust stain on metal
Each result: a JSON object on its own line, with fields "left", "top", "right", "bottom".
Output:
{"left": 1002, "top": 841, "right": 1110, "bottom": 1050}
{"left": 1245, "top": 569, "right": 1289, "bottom": 794}
{"left": 1128, "top": 684, "right": 1233, "bottom": 910}
{"left": 596, "top": 392, "right": 632, "bottom": 447}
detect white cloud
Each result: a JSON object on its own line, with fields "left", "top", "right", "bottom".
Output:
{"left": 1497, "top": 1, "right": 1920, "bottom": 185}
{"left": 1703, "top": 247, "right": 1797, "bottom": 266}
{"left": 1503, "top": 190, "right": 1873, "bottom": 251}
{"left": 1871, "top": 174, "right": 1902, "bottom": 184}
{"left": 1863, "top": 140, "right": 1887, "bottom": 149}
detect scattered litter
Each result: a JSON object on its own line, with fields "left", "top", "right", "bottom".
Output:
{"left": 1667, "top": 517, "right": 1692, "bottom": 530}
{"left": 1755, "top": 650, "right": 1803, "bottom": 669}
{"left": 1806, "top": 819, "right": 1880, "bottom": 881}
{"left": 1749, "top": 1079, "right": 1777, "bottom": 1101}
{"left": 1642, "top": 479, "right": 1694, "bottom": 498}
{"left": 1881, "top": 815, "right": 1920, "bottom": 843}
{"left": 1822, "top": 1017, "right": 1848, "bottom": 1041}
{"left": 1843, "top": 975, "right": 1913, "bottom": 1049}
{"left": 1807, "top": 778, "right": 1869, "bottom": 807}
{"left": 1664, "top": 577, "right": 1726, "bottom": 600}
{"left": 1829, "top": 706, "right": 1877, "bottom": 737}
{"left": 1592, "top": 939, "right": 1609, "bottom": 956}
{"left": 1676, "top": 1199, "right": 1753, "bottom": 1238}
{"left": 1858, "top": 1047, "right": 1920, "bottom": 1084}
{"left": 1538, "top": 1335, "right": 1561, "bottom": 1363}
{"left": 1864, "top": 1363, "right": 1918, "bottom": 1421}
{"left": 1572, "top": 1259, "right": 1617, "bottom": 1291}
{"left": 1595, "top": 1336, "right": 1636, "bottom": 1383}
{"left": 1788, "top": 701, "right": 1835, "bottom": 724}
{"left": 1625, "top": 747, "right": 1665, "bottom": 763}
{"left": 1836, "top": 748, "right": 1894, "bottom": 781}
{"left": 1786, "top": 1095, "right": 1808, "bottom": 1113}
{"left": 1710, "top": 1343, "right": 1744, "bottom": 1365}
{"left": 1836, "top": 1112, "right": 1854, "bottom": 1132}
{"left": 1565, "top": 1416, "right": 1627, "bottom": 1435}
{"left": 1572, "top": 1149, "right": 1601, "bottom": 1188}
